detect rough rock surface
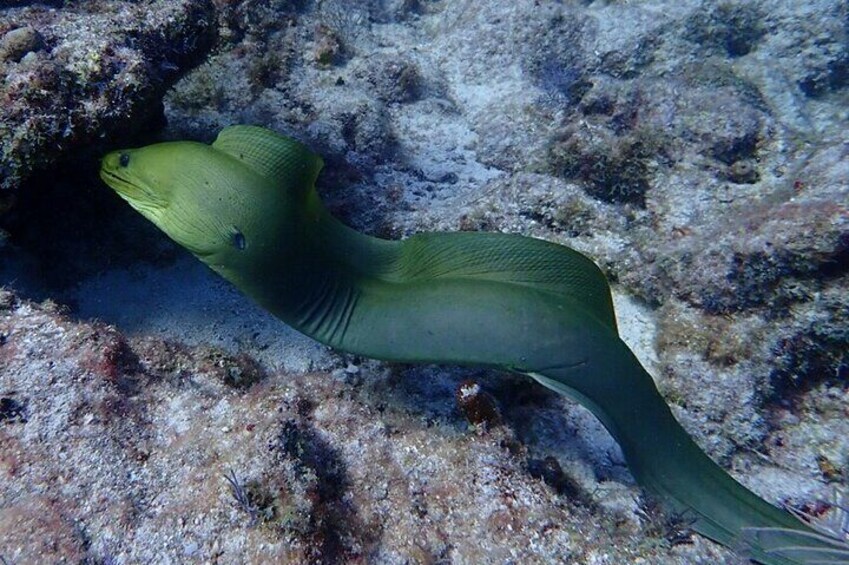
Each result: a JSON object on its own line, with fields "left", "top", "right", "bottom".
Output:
{"left": 0, "top": 291, "right": 739, "bottom": 564}
{"left": 0, "top": 0, "right": 217, "bottom": 191}
{"left": 1, "top": 0, "right": 848, "bottom": 563}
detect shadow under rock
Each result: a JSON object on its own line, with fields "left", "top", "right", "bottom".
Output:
{"left": 0, "top": 156, "right": 181, "bottom": 301}
{"left": 269, "top": 407, "right": 382, "bottom": 564}
{"left": 361, "top": 363, "right": 632, "bottom": 493}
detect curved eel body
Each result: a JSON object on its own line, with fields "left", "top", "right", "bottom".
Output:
{"left": 100, "top": 126, "right": 847, "bottom": 565}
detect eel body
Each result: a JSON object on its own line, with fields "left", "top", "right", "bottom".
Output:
{"left": 100, "top": 125, "right": 847, "bottom": 565}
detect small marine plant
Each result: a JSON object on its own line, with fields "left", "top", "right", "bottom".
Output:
{"left": 224, "top": 468, "right": 261, "bottom": 526}
{"left": 635, "top": 495, "right": 697, "bottom": 550}
{"left": 545, "top": 125, "right": 665, "bottom": 207}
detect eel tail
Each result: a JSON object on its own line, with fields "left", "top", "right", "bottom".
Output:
{"left": 527, "top": 337, "right": 849, "bottom": 565}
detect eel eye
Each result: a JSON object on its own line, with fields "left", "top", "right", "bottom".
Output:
{"left": 232, "top": 229, "right": 246, "bottom": 251}
{"left": 118, "top": 153, "right": 130, "bottom": 167}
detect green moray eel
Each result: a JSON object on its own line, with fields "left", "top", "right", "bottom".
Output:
{"left": 100, "top": 125, "right": 848, "bottom": 565}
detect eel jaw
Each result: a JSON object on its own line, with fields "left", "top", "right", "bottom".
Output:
{"left": 99, "top": 166, "right": 168, "bottom": 218}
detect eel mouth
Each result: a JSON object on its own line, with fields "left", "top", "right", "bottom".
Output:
{"left": 99, "top": 167, "right": 167, "bottom": 213}
{"left": 100, "top": 163, "right": 215, "bottom": 259}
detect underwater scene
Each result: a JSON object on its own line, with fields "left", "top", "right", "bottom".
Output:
{"left": 0, "top": 1, "right": 847, "bottom": 564}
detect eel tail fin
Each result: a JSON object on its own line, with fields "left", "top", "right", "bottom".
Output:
{"left": 738, "top": 525, "right": 849, "bottom": 564}
{"left": 737, "top": 496, "right": 849, "bottom": 565}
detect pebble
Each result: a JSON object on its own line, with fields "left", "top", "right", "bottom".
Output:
{"left": 183, "top": 541, "right": 199, "bottom": 557}
{"left": 0, "top": 26, "right": 45, "bottom": 63}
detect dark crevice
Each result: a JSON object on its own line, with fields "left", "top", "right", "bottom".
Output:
{"left": 819, "top": 232, "right": 849, "bottom": 278}
{"left": 0, "top": 145, "right": 180, "bottom": 297}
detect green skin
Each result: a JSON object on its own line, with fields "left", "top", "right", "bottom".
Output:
{"left": 101, "top": 126, "right": 846, "bottom": 565}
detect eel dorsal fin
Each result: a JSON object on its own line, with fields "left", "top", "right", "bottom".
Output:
{"left": 212, "top": 125, "right": 324, "bottom": 192}
{"left": 399, "top": 232, "right": 619, "bottom": 333}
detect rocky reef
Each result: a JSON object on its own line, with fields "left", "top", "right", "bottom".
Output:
{"left": 1, "top": 1, "right": 847, "bottom": 563}
{"left": 0, "top": 0, "right": 216, "bottom": 191}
